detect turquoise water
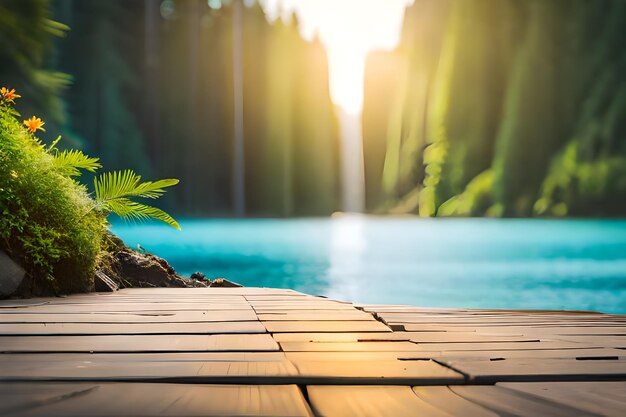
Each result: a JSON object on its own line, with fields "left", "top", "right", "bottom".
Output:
{"left": 111, "top": 216, "right": 626, "bottom": 313}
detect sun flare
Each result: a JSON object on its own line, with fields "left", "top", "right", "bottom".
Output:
{"left": 261, "top": 0, "right": 413, "bottom": 114}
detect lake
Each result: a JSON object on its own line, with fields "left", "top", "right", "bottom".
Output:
{"left": 111, "top": 216, "right": 626, "bottom": 314}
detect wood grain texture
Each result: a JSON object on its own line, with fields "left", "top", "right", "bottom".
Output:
{"left": 498, "top": 381, "right": 626, "bottom": 417}
{"left": 0, "top": 288, "right": 623, "bottom": 416}
{"left": 0, "top": 382, "right": 313, "bottom": 416}
{"left": 308, "top": 385, "right": 452, "bottom": 417}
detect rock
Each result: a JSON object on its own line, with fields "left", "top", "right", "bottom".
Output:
{"left": 115, "top": 250, "right": 185, "bottom": 288}
{"left": 101, "top": 233, "right": 217, "bottom": 290}
{"left": 94, "top": 270, "right": 118, "bottom": 292}
{"left": 178, "top": 275, "right": 209, "bottom": 288}
{"left": 209, "top": 277, "right": 242, "bottom": 288}
{"left": 108, "top": 248, "right": 206, "bottom": 289}
{"left": 0, "top": 250, "right": 25, "bottom": 297}
{"left": 190, "top": 272, "right": 206, "bottom": 280}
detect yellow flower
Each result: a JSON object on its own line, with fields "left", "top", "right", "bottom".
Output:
{"left": 23, "top": 116, "right": 46, "bottom": 134}
{"left": 0, "top": 87, "right": 21, "bottom": 102}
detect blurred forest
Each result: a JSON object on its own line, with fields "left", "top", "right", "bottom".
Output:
{"left": 364, "top": 0, "right": 626, "bottom": 217}
{"left": 1, "top": 0, "right": 625, "bottom": 218}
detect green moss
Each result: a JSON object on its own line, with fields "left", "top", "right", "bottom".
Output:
{"left": 0, "top": 104, "right": 107, "bottom": 293}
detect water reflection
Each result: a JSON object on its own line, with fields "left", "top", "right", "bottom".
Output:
{"left": 112, "top": 217, "right": 626, "bottom": 313}
{"left": 326, "top": 214, "right": 367, "bottom": 301}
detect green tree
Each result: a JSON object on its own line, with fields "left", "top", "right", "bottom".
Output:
{"left": 0, "top": 0, "right": 70, "bottom": 134}
{"left": 55, "top": 0, "right": 150, "bottom": 174}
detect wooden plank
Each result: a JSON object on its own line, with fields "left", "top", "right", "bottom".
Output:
{"left": 263, "top": 321, "right": 391, "bottom": 333}
{"left": 401, "top": 322, "right": 626, "bottom": 331}
{"left": 411, "top": 386, "right": 499, "bottom": 417}
{"left": 0, "top": 360, "right": 299, "bottom": 382}
{"left": 280, "top": 341, "right": 422, "bottom": 352}
{"left": 400, "top": 324, "right": 626, "bottom": 335}
{"left": 0, "top": 310, "right": 258, "bottom": 323}
{"left": 498, "top": 382, "right": 626, "bottom": 417}
{"left": 286, "top": 352, "right": 407, "bottom": 362}
{"left": 374, "top": 311, "right": 609, "bottom": 319}
{"left": 249, "top": 298, "right": 350, "bottom": 303}
{"left": 273, "top": 332, "right": 411, "bottom": 343}
{"left": 0, "top": 303, "right": 254, "bottom": 313}
{"left": 0, "top": 301, "right": 51, "bottom": 308}
{"left": 253, "top": 304, "right": 356, "bottom": 311}
{"left": 257, "top": 309, "right": 367, "bottom": 315}
{"left": 449, "top": 385, "right": 597, "bottom": 416}
{"left": 389, "top": 313, "right": 625, "bottom": 320}
{"left": 366, "top": 308, "right": 608, "bottom": 316}
{"left": 4, "top": 299, "right": 252, "bottom": 307}
{"left": 296, "top": 360, "right": 463, "bottom": 384}
{"left": 407, "top": 341, "right": 600, "bottom": 351}
{"left": 0, "top": 334, "right": 279, "bottom": 352}
{"left": 249, "top": 300, "right": 352, "bottom": 306}
{"left": 397, "top": 348, "right": 625, "bottom": 360}
{"left": 0, "top": 321, "right": 267, "bottom": 335}
{"left": 522, "top": 327, "right": 626, "bottom": 335}
{"left": 257, "top": 312, "right": 373, "bottom": 321}
{"left": 0, "top": 382, "right": 313, "bottom": 416}
{"left": 114, "top": 288, "right": 303, "bottom": 295}
{"left": 0, "top": 358, "right": 463, "bottom": 385}
{"left": 357, "top": 305, "right": 467, "bottom": 313}
{"left": 307, "top": 385, "right": 452, "bottom": 417}
{"left": 0, "top": 352, "right": 288, "bottom": 363}
{"left": 382, "top": 316, "right": 622, "bottom": 326}
{"left": 362, "top": 306, "right": 608, "bottom": 316}
{"left": 7, "top": 294, "right": 248, "bottom": 301}
{"left": 244, "top": 295, "right": 317, "bottom": 300}
{"left": 549, "top": 335, "right": 626, "bottom": 348}
{"left": 441, "top": 358, "right": 626, "bottom": 383}
{"left": 406, "top": 332, "right": 538, "bottom": 343}
{"left": 375, "top": 311, "right": 610, "bottom": 318}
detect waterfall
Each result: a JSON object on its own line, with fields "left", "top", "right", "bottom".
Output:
{"left": 261, "top": 0, "right": 413, "bottom": 213}
{"left": 232, "top": 0, "right": 246, "bottom": 216}
{"left": 337, "top": 109, "right": 365, "bottom": 213}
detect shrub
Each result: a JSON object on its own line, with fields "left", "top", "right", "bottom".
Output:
{"left": 0, "top": 88, "right": 179, "bottom": 294}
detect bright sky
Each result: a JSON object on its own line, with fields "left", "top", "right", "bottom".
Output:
{"left": 261, "top": 0, "right": 414, "bottom": 114}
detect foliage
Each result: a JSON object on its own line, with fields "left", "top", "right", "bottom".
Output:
{"left": 438, "top": 170, "right": 494, "bottom": 217}
{"left": 56, "top": 0, "right": 151, "bottom": 174}
{"left": 367, "top": 0, "right": 626, "bottom": 217}
{"left": 0, "top": 89, "right": 180, "bottom": 293}
{"left": 0, "top": 0, "right": 70, "bottom": 130}
{"left": 0, "top": 95, "right": 105, "bottom": 292}
{"left": 51, "top": 148, "right": 102, "bottom": 177}
{"left": 94, "top": 171, "right": 180, "bottom": 230}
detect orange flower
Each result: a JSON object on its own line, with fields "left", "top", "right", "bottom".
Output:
{"left": 0, "top": 87, "right": 21, "bottom": 102}
{"left": 23, "top": 116, "right": 46, "bottom": 134}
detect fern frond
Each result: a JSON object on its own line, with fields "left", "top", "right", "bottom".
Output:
{"left": 105, "top": 199, "right": 180, "bottom": 230}
{"left": 94, "top": 170, "right": 179, "bottom": 201}
{"left": 52, "top": 149, "right": 102, "bottom": 177}
{"left": 133, "top": 178, "right": 180, "bottom": 199}
{"left": 94, "top": 170, "right": 142, "bottom": 201}
{"left": 94, "top": 170, "right": 180, "bottom": 229}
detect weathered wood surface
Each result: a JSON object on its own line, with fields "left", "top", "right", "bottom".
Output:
{"left": 0, "top": 382, "right": 314, "bottom": 417}
{"left": 0, "top": 288, "right": 624, "bottom": 416}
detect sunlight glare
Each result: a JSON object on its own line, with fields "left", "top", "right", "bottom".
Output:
{"left": 261, "top": 0, "right": 413, "bottom": 114}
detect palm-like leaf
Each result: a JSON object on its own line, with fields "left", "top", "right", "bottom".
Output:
{"left": 94, "top": 170, "right": 180, "bottom": 230}
{"left": 106, "top": 199, "right": 180, "bottom": 230}
{"left": 52, "top": 149, "right": 102, "bottom": 177}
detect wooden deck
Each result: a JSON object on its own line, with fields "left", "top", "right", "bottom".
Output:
{"left": 0, "top": 288, "right": 625, "bottom": 416}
